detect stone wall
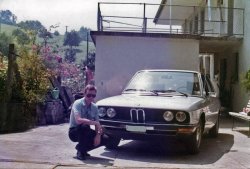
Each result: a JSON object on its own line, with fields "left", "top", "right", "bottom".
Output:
{"left": 36, "top": 100, "right": 65, "bottom": 125}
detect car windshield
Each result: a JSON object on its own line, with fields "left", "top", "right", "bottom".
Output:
{"left": 123, "top": 71, "right": 201, "bottom": 96}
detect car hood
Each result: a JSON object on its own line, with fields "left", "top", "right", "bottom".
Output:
{"left": 96, "top": 94, "right": 205, "bottom": 111}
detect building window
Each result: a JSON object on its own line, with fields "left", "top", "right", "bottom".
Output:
{"left": 217, "top": 0, "right": 223, "bottom": 6}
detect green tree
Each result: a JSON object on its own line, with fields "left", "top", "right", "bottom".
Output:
{"left": 17, "top": 48, "right": 50, "bottom": 103}
{"left": 0, "top": 10, "right": 17, "bottom": 25}
{"left": 63, "top": 30, "right": 81, "bottom": 63}
{"left": 84, "top": 52, "right": 95, "bottom": 71}
{"left": 0, "top": 32, "right": 13, "bottom": 56}
{"left": 78, "top": 26, "right": 92, "bottom": 42}
{"left": 18, "top": 20, "right": 45, "bottom": 32}
{"left": 12, "top": 29, "right": 31, "bottom": 45}
{"left": 64, "top": 49, "right": 76, "bottom": 63}
{"left": 38, "top": 28, "right": 53, "bottom": 47}
{"left": 63, "top": 30, "right": 81, "bottom": 48}
{"left": 54, "top": 30, "right": 60, "bottom": 36}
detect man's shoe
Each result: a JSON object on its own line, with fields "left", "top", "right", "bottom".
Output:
{"left": 85, "top": 152, "right": 91, "bottom": 157}
{"left": 76, "top": 151, "right": 86, "bottom": 160}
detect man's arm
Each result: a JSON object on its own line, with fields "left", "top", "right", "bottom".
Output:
{"left": 74, "top": 114, "right": 99, "bottom": 126}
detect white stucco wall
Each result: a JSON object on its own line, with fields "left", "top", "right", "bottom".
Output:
{"left": 232, "top": 0, "right": 250, "bottom": 111}
{"left": 94, "top": 35, "right": 199, "bottom": 100}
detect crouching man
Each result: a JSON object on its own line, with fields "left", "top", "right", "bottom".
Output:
{"left": 68, "top": 84, "right": 106, "bottom": 160}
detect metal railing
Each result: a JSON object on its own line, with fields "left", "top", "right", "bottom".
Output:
{"left": 97, "top": 2, "right": 244, "bottom": 37}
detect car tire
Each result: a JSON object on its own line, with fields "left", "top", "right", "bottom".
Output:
{"left": 105, "top": 136, "right": 121, "bottom": 150}
{"left": 208, "top": 115, "right": 220, "bottom": 138}
{"left": 186, "top": 120, "right": 202, "bottom": 154}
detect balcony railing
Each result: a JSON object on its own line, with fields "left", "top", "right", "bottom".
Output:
{"left": 97, "top": 2, "right": 244, "bottom": 38}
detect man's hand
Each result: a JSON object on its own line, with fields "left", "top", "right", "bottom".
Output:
{"left": 94, "top": 121, "right": 103, "bottom": 135}
{"left": 94, "top": 134, "right": 101, "bottom": 147}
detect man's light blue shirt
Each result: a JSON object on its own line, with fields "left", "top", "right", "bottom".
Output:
{"left": 69, "top": 98, "right": 99, "bottom": 128}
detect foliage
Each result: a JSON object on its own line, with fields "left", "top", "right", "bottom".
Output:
{"left": 17, "top": 20, "right": 45, "bottom": 33}
{"left": 0, "top": 43, "right": 52, "bottom": 133}
{"left": 0, "top": 32, "right": 13, "bottom": 56}
{"left": 12, "top": 47, "right": 51, "bottom": 103}
{"left": 0, "top": 10, "right": 17, "bottom": 25}
{"left": 54, "top": 30, "right": 60, "bottom": 36}
{"left": 0, "top": 23, "right": 18, "bottom": 35}
{"left": 84, "top": 52, "right": 95, "bottom": 71}
{"left": 64, "top": 48, "right": 76, "bottom": 63}
{"left": 0, "top": 57, "right": 7, "bottom": 102}
{"left": 12, "top": 29, "right": 31, "bottom": 45}
{"left": 0, "top": 28, "right": 51, "bottom": 103}
{"left": 242, "top": 69, "right": 250, "bottom": 92}
{"left": 38, "top": 28, "right": 53, "bottom": 47}
{"left": 39, "top": 45, "right": 84, "bottom": 93}
{"left": 63, "top": 30, "right": 81, "bottom": 63}
{"left": 39, "top": 45, "right": 62, "bottom": 74}
{"left": 63, "top": 30, "right": 81, "bottom": 47}
{"left": 78, "top": 26, "right": 92, "bottom": 42}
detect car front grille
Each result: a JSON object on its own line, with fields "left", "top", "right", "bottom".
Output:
{"left": 130, "top": 108, "right": 145, "bottom": 123}
{"left": 101, "top": 107, "right": 190, "bottom": 124}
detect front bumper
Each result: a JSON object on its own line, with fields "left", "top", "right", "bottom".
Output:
{"left": 100, "top": 119, "right": 198, "bottom": 140}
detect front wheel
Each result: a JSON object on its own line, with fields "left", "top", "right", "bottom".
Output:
{"left": 208, "top": 115, "right": 220, "bottom": 138}
{"left": 186, "top": 121, "right": 203, "bottom": 154}
{"left": 105, "top": 136, "right": 121, "bottom": 150}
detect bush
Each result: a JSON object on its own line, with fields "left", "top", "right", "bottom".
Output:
{"left": 0, "top": 57, "right": 7, "bottom": 102}
{"left": 242, "top": 69, "right": 250, "bottom": 92}
{"left": 0, "top": 45, "right": 51, "bottom": 133}
{"left": 17, "top": 48, "right": 51, "bottom": 103}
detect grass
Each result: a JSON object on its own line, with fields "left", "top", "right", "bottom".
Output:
{"left": 0, "top": 23, "right": 18, "bottom": 35}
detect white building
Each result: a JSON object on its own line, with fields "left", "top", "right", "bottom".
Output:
{"left": 91, "top": 0, "right": 249, "bottom": 112}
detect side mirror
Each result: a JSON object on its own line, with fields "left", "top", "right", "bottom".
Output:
{"left": 208, "top": 92, "right": 217, "bottom": 97}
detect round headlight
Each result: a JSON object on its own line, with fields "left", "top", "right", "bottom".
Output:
{"left": 107, "top": 108, "right": 116, "bottom": 118}
{"left": 98, "top": 107, "right": 106, "bottom": 117}
{"left": 163, "top": 111, "right": 174, "bottom": 122}
{"left": 176, "top": 111, "right": 186, "bottom": 122}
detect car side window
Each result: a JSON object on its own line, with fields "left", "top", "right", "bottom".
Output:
{"left": 205, "top": 76, "right": 215, "bottom": 93}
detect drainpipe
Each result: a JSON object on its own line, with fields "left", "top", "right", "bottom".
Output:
{"left": 143, "top": 3, "right": 147, "bottom": 33}
{"left": 208, "top": 0, "right": 211, "bottom": 21}
{"left": 202, "top": 55, "right": 206, "bottom": 75}
{"left": 210, "top": 54, "right": 214, "bottom": 81}
{"left": 169, "top": 0, "right": 172, "bottom": 33}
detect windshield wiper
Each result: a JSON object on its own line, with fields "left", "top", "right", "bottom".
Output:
{"left": 152, "top": 89, "right": 188, "bottom": 97}
{"left": 176, "top": 91, "right": 188, "bottom": 97}
{"left": 124, "top": 88, "right": 146, "bottom": 92}
{"left": 124, "top": 89, "right": 158, "bottom": 95}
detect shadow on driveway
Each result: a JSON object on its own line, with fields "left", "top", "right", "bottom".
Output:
{"left": 100, "top": 132, "right": 234, "bottom": 165}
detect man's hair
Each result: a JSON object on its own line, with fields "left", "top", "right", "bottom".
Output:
{"left": 84, "top": 84, "right": 97, "bottom": 94}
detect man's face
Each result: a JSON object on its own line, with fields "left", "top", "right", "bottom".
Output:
{"left": 85, "top": 89, "right": 96, "bottom": 104}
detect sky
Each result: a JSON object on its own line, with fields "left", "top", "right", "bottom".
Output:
{"left": 0, "top": 0, "right": 162, "bottom": 34}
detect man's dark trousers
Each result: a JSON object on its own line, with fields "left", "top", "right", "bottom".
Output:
{"left": 68, "top": 125, "right": 106, "bottom": 154}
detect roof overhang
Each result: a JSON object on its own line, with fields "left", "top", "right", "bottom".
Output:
{"left": 90, "top": 31, "right": 243, "bottom": 54}
{"left": 90, "top": 31, "right": 201, "bottom": 45}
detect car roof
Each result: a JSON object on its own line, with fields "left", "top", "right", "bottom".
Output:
{"left": 137, "top": 69, "right": 200, "bottom": 74}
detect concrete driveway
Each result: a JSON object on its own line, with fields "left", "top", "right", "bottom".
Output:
{"left": 0, "top": 116, "right": 249, "bottom": 169}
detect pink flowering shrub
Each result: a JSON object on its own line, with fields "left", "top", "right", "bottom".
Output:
{"left": 37, "top": 45, "right": 85, "bottom": 93}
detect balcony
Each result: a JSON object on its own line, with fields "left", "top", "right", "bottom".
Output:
{"left": 97, "top": 2, "right": 244, "bottom": 38}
